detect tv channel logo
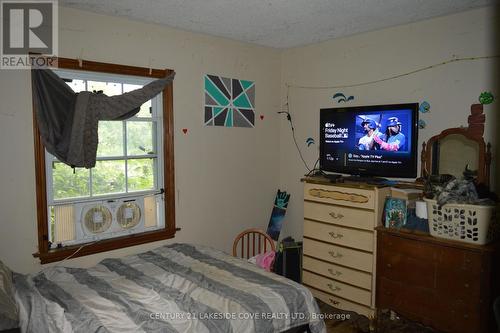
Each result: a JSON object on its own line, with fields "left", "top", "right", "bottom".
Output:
{"left": 1, "top": 0, "right": 58, "bottom": 69}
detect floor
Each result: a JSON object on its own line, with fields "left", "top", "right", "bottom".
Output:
{"left": 316, "top": 299, "right": 441, "bottom": 333}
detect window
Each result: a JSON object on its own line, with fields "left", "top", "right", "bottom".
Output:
{"left": 32, "top": 58, "right": 176, "bottom": 263}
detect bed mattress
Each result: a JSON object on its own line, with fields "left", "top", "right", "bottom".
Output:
{"left": 14, "top": 243, "right": 326, "bottom": 333}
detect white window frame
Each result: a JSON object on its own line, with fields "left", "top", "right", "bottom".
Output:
{"left": 45, "top": 69, "right": 165, "bottom": 246}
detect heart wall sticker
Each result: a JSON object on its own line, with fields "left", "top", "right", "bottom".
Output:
{"left": 260, "top": 115, "right": 264, "bottom": 120}
{"left": 182, "top": 128, "right": 188, "bottom": 134}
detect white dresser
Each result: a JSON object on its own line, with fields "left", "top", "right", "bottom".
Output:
{"left": 302, "top": 178, "right": 390, "bottom": 317}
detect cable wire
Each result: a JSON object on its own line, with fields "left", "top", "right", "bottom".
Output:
{"left": 40, "top": 240, "right": 100, "bottom": 278}
{"left": 279, "top": 85, "right": 311, "bottom": 172}
{"left": 287, "top": 55, "right": 499, "bottom": 90}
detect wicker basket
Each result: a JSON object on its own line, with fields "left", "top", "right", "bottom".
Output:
{"left": 424, "top": 198, "right": 499, "bottom": 245}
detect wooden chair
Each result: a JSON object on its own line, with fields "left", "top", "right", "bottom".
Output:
{"left": 232, "top": 228, "right": 276, "bottom": 259}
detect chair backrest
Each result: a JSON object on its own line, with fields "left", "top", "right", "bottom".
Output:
{"left": 232, "top": 228, "right": 276, "bottom": 259}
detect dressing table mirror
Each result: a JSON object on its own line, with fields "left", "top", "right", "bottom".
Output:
{"left": 421, "top": 104, "right": 492, "bottom": 187}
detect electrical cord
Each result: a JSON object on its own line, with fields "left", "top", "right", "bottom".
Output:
{"left": 279, "top": 110, "right": 310, "bottom": 172}
{"left": 305, "top": 157, "right": 324, "bottom": 177}
{"left": 40, "top": 240, "right": 100, "bottom": 279}
{"left": 278, "top": 85, "right": 311, "bottom": 172}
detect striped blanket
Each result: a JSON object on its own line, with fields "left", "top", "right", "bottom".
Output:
{"left": 14, "top": 243, "right": 326, "bottom": 333}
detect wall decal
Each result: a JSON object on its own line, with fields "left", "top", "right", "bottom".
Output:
{"left": 479, "top": 92, "right": 494, "bottom": 105}
{"left": 204, "top": 74, "right": 255, "bottom": 128}
{"left": 260, "top": 115, "right": 264, "bottom": 120}
{"left": 419, "top": 101, "right": 430, "bottom": 113}
{"left": 418, "top": 119, "right": 427, "bottom": 129}
{"left": 182, "top": 128, "right": 188, "bottom": 134}
{"left": 332, "top": 92, "right": 354, "bottom": 103}
{"left": 306, "top": 137, "right": 315, "bottom": 147}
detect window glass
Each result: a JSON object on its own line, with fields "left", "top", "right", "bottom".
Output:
{"left": 96, "top": 121, "right": 124, "bottom": 157}
{"left": 127, "top": 121, "right": 155, "bottom": 156}
{"left": 127, "top": 159, "right": 155, "bottom": 192}
{"left": 91, "top": 160, "right": 126, "bottom": 195}
{"left": 52, "top": 163, "right": 90, "bottom": 200}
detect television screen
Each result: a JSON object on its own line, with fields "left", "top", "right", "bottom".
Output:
{"left": 320, "top": 103, "right": 419, "bottom": 178}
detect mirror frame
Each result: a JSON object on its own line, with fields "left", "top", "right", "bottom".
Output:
{"left": 420, "top": 104, "right": 492, "bottom": 187}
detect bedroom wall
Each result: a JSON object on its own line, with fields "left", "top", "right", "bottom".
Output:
{"left": 278, "top": 7, "right": 499, "bottom": 240}
{"left": 0, "top": 7, "right": 281, "bottom": 273}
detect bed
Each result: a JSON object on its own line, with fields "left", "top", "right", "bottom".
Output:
{"left": 4, "top": 243, "right": 326, "bottom": 333}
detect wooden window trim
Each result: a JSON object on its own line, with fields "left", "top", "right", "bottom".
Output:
{"left": 32, "top": 57, "right": 177, "bottom": 264}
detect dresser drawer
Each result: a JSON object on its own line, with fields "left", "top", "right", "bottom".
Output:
{"left": 379, "top": 231, "right": 437, "bottom": 262}
{"left": 309, "top": 287, "right": 374, "bottom": 318}
{"left": 378, "top": 250, "right": 436, "bottom": 289}
{"left": 442, "top": 298, "right": 481, "bottom": 333}
{"left": 435, "top": 266, "right": 480, "bottom": 299}
{"left": 304, "top": 201, "right": 375, "bottom": 231}
{"left": 377, "top": 277, "right": 437, "bottom": 318}
{"left": 304, "top": 220, "right": 373, "bottom": 252}
{"left": 436, "top": 246, "right": 483, "bottom": 272}
{"left": 304, "top": 183, "right": 375, "bottom": 210}
{"left": 377, "top": 277, "right": 480, "bottom": 333}
{"left": 303, "top": 256, "right": 372, "bottom": 290}
{"left": 303, "top": 271, "right": 372, "bottom": 306}
{"left": 303, "top": 238, "right": 373, "bottom": 272}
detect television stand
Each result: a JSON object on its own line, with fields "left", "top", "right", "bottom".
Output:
{"left": 343, "top": 175, "right": 388, "bottom": 184}
{"left": 302, "top": 178, "right": 391, "bottom": 317}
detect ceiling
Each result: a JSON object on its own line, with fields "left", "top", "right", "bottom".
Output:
{"left": 60, "top": 0, "right": 496, "bottom": 49}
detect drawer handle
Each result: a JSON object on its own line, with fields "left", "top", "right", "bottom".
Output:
{"left": 386, "top": 263, "right": 392, "bottom": 269}
{"left": 328, "top": 268, "right": 342, "bottom": 276}
{"left": 327, "top": 283, "right": 341, "bottom": 292}
{"left": 329, "top": 212, "right": 344, "bottom": 219}
{"left": 329, "top": 298, "right": 340, "bottom": 306}
{"left": 328, "top": 231, "right": 344, "bottom": 239}
{"left": 328, "top": 251, "right": 343, "bottom": 258}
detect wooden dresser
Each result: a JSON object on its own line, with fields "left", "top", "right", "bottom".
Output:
{"left": 302, "top": 178, "right": 390, "bottom": 317}
{"left": 376, "top": 227, "right": 499, "bottom": 333}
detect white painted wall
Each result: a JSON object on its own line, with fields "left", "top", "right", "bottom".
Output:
{"left": 279, "top": 7, "right": 499, "bottom": 240}
{"left": 0, "top": 7, "right": 281, "bottom": 273}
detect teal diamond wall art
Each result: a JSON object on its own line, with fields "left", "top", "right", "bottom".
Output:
{"left": 204, "top": 74, "right": 255, "bottom": 128}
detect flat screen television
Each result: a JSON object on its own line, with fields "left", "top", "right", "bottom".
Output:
{"left": 319, "top": 103, "right": 419, "bottom": 179}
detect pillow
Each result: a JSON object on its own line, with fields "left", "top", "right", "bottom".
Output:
{"left": 0, "top": 260, "right": 18, "bottom": 330}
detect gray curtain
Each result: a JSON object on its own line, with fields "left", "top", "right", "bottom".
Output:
{"left": 32, "top": 69, "right": 175, "bottom": 168}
